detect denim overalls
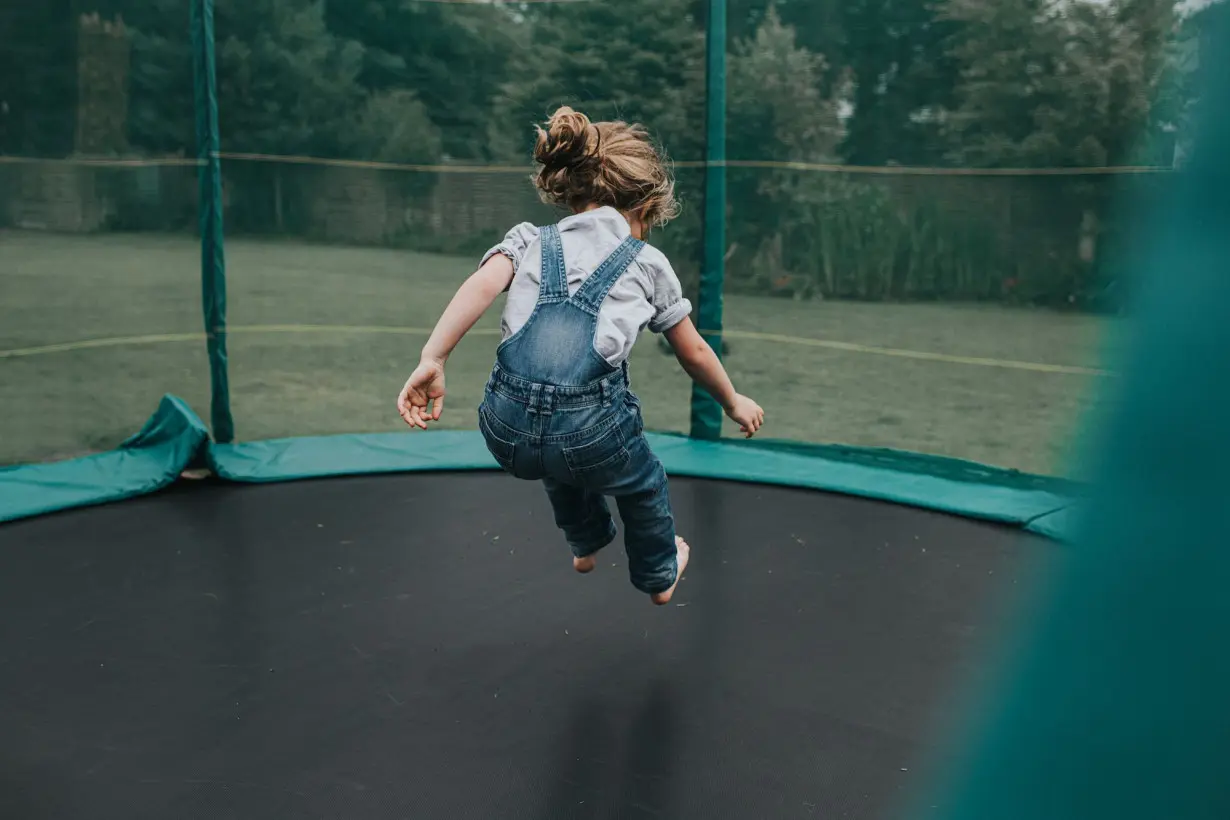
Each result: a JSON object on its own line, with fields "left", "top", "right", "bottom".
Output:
{"left": 478, "top": 223, "right": 678, "bottom": 595}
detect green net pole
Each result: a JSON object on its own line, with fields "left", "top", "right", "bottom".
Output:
{"left": 689, "top": 0, "right": 727, "bottom": 440}
{"left": 190, "top": 0, "right": 234, "bottom": 444}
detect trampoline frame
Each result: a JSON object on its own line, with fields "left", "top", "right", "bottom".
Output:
{"left": 0, "top": 394, "right": 1079, "bottom": 537}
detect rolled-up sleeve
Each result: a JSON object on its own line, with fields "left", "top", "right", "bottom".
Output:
{"left": 481, "top": 222, "right": 539, "bottom": 271}
{"left": 645, "top": 252, "right": 693, "bottom": 334}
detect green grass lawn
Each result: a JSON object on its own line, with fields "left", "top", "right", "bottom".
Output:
{"left": 1, "top": 230, "right": 1114, "bottom": 474}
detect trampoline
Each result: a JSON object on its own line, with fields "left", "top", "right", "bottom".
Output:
{"left": 0, "top": 468, "right": 1048, "bottom": 819}
{"left": 9, "top": 2, "right": 1230, "bottom": 817}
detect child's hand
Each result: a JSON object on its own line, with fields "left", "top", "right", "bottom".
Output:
{"left": 725, "top": 394, "right": 765, "bottom": 438}
{"left": 397, "top": 359, "right": 446, "bottom": 429}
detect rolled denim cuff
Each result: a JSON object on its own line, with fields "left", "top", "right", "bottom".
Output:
{"left": 568, "top": 519, "right": 618, "bottom": 559}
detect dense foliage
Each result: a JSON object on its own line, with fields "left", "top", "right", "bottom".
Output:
{"left": 0, "top": 0, "right": 1224, "bottom": 309}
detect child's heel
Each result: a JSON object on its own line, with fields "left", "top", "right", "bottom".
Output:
{"left": 651, "top": 536, "right": 690, "bottom": 605}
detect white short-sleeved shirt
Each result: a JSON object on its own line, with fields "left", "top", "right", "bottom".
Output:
{"left": 482, "top": 207, "right": 692, "bottom": 366}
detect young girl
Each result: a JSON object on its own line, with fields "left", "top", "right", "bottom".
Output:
{"left": 396, "top": 106, "right": 764, "bottom": 605}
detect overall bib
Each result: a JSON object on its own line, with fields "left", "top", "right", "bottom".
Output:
{"left": 478, "top": 224, "right": 678, "bottom": 594}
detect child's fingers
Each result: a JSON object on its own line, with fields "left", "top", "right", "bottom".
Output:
{"left": 740, "top": 411, "right": 762, "bottom": 438}
{"left": 406, "top": 402, "right": 426, "bottom": 430}
{"left": 398, "top": 393, "right": 416, "bottom": 426}
{"left": 431, "top": 395, "right": 445, "bottom": 421}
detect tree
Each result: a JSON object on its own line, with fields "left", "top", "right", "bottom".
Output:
{"left": 214, "top": 0, "right": 365, "bottom": 157}
{"left": 81, "top": 0, "right": 370, "bottom": 158}
{"left": 324, "top": 0, "right": 520, "bottom": 160}
{"left": 729, "top": 0, "right": 846, "bottom": 93}
{"left": 729, "top": 6, "right": 842, "bottom": 163}
{"left": 726, "top": 8, "right": 847, "bottom": 294}
{"left": 838, "top": 0, "right": 960, "bottom": 165}
{"left": 347, "top": 89, "right": 440, "bottom": 164}
{"left": 490, "top": 0, "right": 706, "bottom": 162}
{"left": 0, "top": 1, "right": 80, "bottom": 156}
{"left": 1150, "top": 0, "right": 1227, "bottom": 167}
{"left": 106, "top": 0, "right": 196, "bottom": 155}
{"left": 940, "top": 0, "right": 1174, "bottom": 168}
{"left": 937, "top": 0, "right": 1179, "bottom": 308}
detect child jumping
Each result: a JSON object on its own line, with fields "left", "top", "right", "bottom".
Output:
{"left": 396, "top": 106, "right": 764, "bottom": 605}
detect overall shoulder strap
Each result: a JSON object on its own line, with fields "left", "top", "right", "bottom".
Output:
{"left": 569, "top": 235, "right": 646, "bottom": 315}
{"left": 536, "top": 224, "right": 568, "bottom": 301}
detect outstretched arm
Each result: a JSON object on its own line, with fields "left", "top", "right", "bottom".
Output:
{"left": 397, "top": 254, "right": 515, "bottom": 429}
{"left": 421, "top": 253, "right": 515, "bottom": 365}
{"left": 663, "top": 317, "right": 765, "bottom": 437}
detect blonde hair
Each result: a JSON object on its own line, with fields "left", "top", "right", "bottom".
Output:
{"left": 532, "top": 106, "right": 680, "bottom": 228}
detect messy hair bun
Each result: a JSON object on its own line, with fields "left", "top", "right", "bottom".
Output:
{"left": 532, "top": 105, "right": 679, "bottom": 228}
{"left": 534, "top": 106, "right": 601, "bottom": 176}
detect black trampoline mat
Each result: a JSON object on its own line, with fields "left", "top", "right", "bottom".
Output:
{"left": 0, "top": 473, "right": 1047, "bottom": 819}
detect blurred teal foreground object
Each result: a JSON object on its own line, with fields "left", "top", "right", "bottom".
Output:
{"left": 918, "top": 15, "right": 1230, "bottom": 820}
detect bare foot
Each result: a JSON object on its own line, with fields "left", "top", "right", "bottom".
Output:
{"left": 651, "top": 536, "right": 691, "bottom": 605}
{"left": 573, "top": 555, "right": 597, "bottom": 574}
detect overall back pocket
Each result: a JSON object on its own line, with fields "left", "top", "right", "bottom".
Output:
{"left": 562, "top": 420, "right": 630, "bottom": 487}
{"left": 478, "top": 406, "right": 518, "bottom": 473}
